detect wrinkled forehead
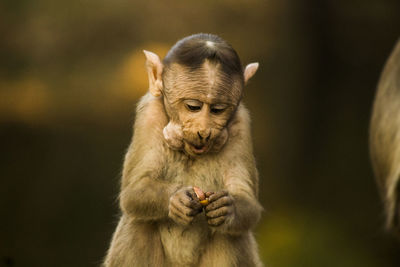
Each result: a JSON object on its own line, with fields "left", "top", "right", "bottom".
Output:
{"left": 162, "top": 61, "right": 243, "bottom": 105}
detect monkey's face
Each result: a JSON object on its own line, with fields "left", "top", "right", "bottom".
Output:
{"left": 177, "top": 98, "right": 235, "bottom": 156}
{"left": 162, "top": 62, "right": 242, "bottom": 156}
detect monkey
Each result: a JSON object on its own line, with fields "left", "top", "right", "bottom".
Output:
{"left": 103, "top": 33, "right": 263, "bottom": 266}
{"left": 370, "top": 38, "right": 400, "bottom": 234}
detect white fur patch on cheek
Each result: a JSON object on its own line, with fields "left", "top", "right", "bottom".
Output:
{"left": 163, "top": 122, "right": 184, "bottom": 150}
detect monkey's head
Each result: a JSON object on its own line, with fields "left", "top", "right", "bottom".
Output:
{"left": 144, "top": 34, "right": 258, "bottom": 157}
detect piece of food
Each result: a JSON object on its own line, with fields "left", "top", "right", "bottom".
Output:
{"left": 199, "top": 199, "right": 209, "bottom": 206}
{"left": 193, "top": 186, "right": 205, "bottom": 200}
{"left": 194, "top": 186, "right": 210, "bottom": 206}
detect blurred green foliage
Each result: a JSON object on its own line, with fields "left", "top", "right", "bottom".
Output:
{"left": 1, "top": 0, "right": 400, "bottom": 266}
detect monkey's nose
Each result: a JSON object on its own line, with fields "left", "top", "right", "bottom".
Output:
{"left": 197, "top": 131, "right": 211, "bottom": 141}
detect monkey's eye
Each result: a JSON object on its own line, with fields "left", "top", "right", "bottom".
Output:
{"left": 184, "top": 100, "right": 203, "bottom": 112}
{"left": 210, "top": 104, "right": 227, "bottom": 114}
{"left": 186, "top": 104, "right": 201, "bottom": 111}
{"left": 210, "top": 108, "right": 225, "bottom": 114}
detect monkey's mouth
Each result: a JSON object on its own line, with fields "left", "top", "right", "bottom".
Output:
{"left": 185, "top": 142, "right": 209, "bottom": 155}
{"left": 192, "top": 144, "right": 208, "bottom": 154}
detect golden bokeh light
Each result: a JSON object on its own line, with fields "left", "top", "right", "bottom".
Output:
{"left": 113, "top": 43, "right": 169, "bottom": 100}
{"left": 0, "top": 77, "right": 50, "bottom": 123}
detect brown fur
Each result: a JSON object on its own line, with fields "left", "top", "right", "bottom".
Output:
{"left": 370, "top": 38, "right": 400, "bottom": 233}
{"left": 104, "top": 34, "right": 263, "bottom": 266}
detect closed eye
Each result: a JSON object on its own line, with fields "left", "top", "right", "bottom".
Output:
{"left": 184, "top": 99, "right": 203, "bottom": 112}
{"left": 186, "top": 104, "right": 201, "bottom": 112}
{"left": 210, "top": 108, "right": 225, "bottom": 114}
{"left": 210, "top": 104, "right": 228, "bottom": 114}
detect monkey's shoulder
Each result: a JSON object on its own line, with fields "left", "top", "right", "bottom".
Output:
{"left": 131, "top": 93, "right": 168, "bottom": 138}
{"left": 136, "top": 93, "right": 167, "bottom": 122}
{"left": 228, "top": 103, "right": 251, "bottom": 137}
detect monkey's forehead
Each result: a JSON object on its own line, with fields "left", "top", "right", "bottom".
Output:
{"left": 164, "top": 80, "right": 242, "bottom": 105}
{"left": 172, "top": 90, "right": 238, "bottom": 105}
{"left": 162, "top": 62, "right": 243, "bottom": 104}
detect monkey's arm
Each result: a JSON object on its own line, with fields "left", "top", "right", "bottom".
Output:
{"left": 205, "top": 161, "right": 262, "bottom": 235}
{"left": 120, "top": 155, "right": 202, "bottom": 222}
{"left": 118, "top": 95, "right": 175, "bottom": 221}
{"left": 120, "top": 146, "right": 202, "bottom": 223}
{"left": 119, "top": 94, "right": 202, "bottom": 222}
{"left": 120, "top": 175, "right": 180, "bottom": 221}
{"left": 206, "top": 105, "right": 263, "bottom": 235}
{"left": 205, "top": 187, "right": 262, "bottom": 235}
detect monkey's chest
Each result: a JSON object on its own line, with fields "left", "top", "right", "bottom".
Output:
{"left": 160, "top": 155, "right": 224, "bottom": 265}
{"left": 165, "top": 155, "right": 225, "bottom": 192}
{"left": 159, "top": 215, "right": 210, "bottom": 266}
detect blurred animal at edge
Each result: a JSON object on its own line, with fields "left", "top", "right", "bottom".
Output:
{"left": 370, "top": 38, "right": 400, "bottom": 235}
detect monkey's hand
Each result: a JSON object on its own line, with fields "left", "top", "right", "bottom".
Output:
{"left": 168, "top": 187, "right": 203, "bottom": 226}
{"left": 205, "top": 190, "right": 234, "bottom": 228}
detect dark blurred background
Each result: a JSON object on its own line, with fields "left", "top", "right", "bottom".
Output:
{"left": 1, "top": 0, "right": 400, "bottom": 266}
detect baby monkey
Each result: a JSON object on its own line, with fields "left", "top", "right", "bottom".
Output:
{"left": 104, "top": 33, "right": 263, "bottom": 267}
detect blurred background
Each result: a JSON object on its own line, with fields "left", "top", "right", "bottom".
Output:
{"left": 1, "top": 0, "right": 400, "bottom": 266}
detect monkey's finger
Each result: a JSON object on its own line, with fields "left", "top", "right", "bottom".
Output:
{"left": 168, "top": 207, "right": 188, "bottom": 225}
{"left": 169, "top": 204, "right": 193, "bottom": 225}
{"left": 188, "top": 199, "right": 203, "bottom": 210}
{"left": 205, "top": 196, "right": 233, "bottom": 212}
{"left": 208, "top": 216, "right": 226, "bottom": 227}
{"left": 208, "top": 190, "right": 228, "bottom": 203}
{"left": 206, "top": 206, "right": 231, "bottom": 219}
{"left": 171, "top": 200, "right": 199, "bottom": 217}
{"left": 205, "top": 191, "right": 214, "bottom": 198}
{"left": 185, "top": 188, "right": 199, "bottom": 201}
{"left": 169, "top": 202, "right": 185, "bottom": 218}
{"left": 179, "top": 194, "right": 202, "bottom": 210}
{"left": 179, "top": 193, "right": 194, "bottom": 206}
{"left": 170, "top": 212, "right": 190, "bottom": 226}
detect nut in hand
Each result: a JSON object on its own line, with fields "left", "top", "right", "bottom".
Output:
{"left": 194, "top": 186, "right": 210, "bottom": 206}
{"left": 199, "top": 199, "right": 209, "bottom": 206}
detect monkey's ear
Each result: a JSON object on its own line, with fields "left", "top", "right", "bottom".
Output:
{"left": 244, "top": 62, "right": 259, "bottom": 85}
{"left": 143, "top": 50, "right": 163, "bottom": 97}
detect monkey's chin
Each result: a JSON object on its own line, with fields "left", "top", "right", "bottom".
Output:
{"left": 184, "top": 142, "right": 210, "bottom": 156}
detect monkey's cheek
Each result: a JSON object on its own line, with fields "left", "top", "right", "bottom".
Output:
{"left": 163, "top": 134, "right": 183, "bottom": 150}
{"left": 163, "top": 124, "right": 184, "bottom": 150}
{"left": 209, "top": 129, "right": 229, "bottom": 153}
